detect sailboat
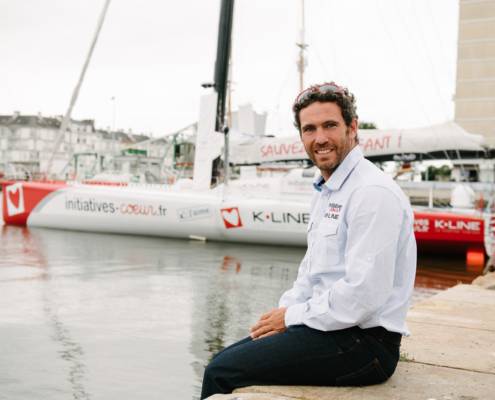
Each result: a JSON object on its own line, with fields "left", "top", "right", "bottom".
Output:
{"left": 2, "top": 0, "right": 494, "bottom": 270}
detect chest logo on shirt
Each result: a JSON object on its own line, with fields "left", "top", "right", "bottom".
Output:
{"left": 324, "top": 202, "right": 342, "bottom": 220}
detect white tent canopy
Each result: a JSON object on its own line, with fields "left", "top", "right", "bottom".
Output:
{"left": 229, "top": 122, "right": 487, "bottom": 164}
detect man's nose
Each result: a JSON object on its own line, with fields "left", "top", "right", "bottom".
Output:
{"left": 314, "top": 128, "right": 329, "bottom": 144}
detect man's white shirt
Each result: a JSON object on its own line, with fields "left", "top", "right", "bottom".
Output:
{"left": 279, "top": 145, "right": 417, "bottom": 335}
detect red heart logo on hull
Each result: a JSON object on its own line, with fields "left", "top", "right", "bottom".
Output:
{"left": 221, "top": 207, "right": 243, "bottom": 229}
{"left": 8, "top": 187, "right": 20, "bottom": 209}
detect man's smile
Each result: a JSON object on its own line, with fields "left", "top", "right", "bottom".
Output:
{"left": 315, "top": 148, "right": 334, "bottom": 155}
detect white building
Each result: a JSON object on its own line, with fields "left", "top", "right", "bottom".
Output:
{"left": 0, "top": 112, "right": 170, "bottom": 181}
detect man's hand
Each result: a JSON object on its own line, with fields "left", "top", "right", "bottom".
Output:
{"left": 250, "top": 307, "right": 287, "bottom": 340}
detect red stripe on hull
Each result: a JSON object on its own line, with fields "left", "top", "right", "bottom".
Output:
{"left": 413, "top": 210, "right": 484, "bottom": 254}
{"left": 2, "top": 181, "right": 67, "bottom": 226}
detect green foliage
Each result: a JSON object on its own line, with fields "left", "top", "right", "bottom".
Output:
{"left": 358, "top": 121, "right": 377, "bottom": 129}
{"left": 123, "top": 148, "right": 147, "bottom": 156}
{"left": 399, "top": 351, "right": 415, "bottom": 362}
{"left": 421, "top": 165, "right": 451, "bottom": 181}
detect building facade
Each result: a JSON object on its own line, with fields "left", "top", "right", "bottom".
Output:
{"left": 455, "top": 0, "right": 495, "bottom": 148}
{"left": 0, "top": 113, "right": 171, "bottom": 181}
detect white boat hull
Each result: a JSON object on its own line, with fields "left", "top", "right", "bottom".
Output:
{"left": 3, "top": 181, "right": 309, "bottom": 246}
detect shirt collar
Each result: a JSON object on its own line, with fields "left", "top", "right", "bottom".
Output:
{"left": 313, "top": 145, "right": 363, "bottom": 192}
{"left": 313, "top": 175, "right": 326, "bottom": 192}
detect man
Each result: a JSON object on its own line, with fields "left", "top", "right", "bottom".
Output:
{"left": 201, "top": 82, "right": 417, "bottom": 399}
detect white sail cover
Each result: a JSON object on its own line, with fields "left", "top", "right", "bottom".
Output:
{"left": 230, "top": 122, "right": 487, "bottom": 164}
{"left": 193, "top": 92, "right": 223, "bottom": 190}
{"left": 359, "top": 122, "right": 487, "bottom": 158}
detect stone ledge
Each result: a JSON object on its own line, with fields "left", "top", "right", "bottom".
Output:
{"left": 213, "top": 362, "right": 495, "bottom": 400}
{"left": 472, "top": 271, "right": 495, "bottom": 289}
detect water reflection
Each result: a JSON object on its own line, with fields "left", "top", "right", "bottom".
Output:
{"left": 0, "top": 226, "right": 481, "bottom": 399}
{"left": 43, "top": 293, "right": 91, "bottom": 400}
{"left": 415, "top": 254, "right": 480, "bottom": 288}
{"left": 1, "top": 226, "right": 91, "bottom": 399}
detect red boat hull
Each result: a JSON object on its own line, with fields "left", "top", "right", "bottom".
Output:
{"left": 413, "top": 210, "right": 484, "bottom": 256}
{"left": 1, "top": 181, "right": 67, "bottom": 226}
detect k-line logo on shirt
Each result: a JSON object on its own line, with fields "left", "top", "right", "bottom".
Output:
{"left": 5, "top": 183, "right": 25, "bottom": 216}
{"left": 324, "top": 202, "right": 342, "bottom": 220}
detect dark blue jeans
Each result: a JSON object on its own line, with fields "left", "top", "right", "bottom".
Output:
{"left": 200, "top": 325, "right": 401, "bottom": 399}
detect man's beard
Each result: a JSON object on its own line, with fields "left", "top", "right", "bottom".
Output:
{"left": 307, "top": 130, "right": 352, "bottom": 178}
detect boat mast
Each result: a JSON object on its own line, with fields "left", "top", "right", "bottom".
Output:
{"left": 296, "top": 0, "right": 307, "bottom": 92}
{"left": 227, "top": 57, "right": 233, "bottom": 129}
{"left": 213, "top": 0, "right": 235, "bottom": 185}
{"left": 45, "top": 0, "right": 112, "bottom": 178}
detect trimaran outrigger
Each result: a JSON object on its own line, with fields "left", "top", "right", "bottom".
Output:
{"left": 2, "top": 0, "right": 494, "bottom": 270}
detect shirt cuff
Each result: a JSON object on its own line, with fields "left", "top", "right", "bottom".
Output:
{"left": 278, "top": 298, "right": 289, "bottom": 308}
{"left": 285, "top": 302, "right": 307, "bottom": 327}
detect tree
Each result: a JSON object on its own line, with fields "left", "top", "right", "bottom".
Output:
{"left": 358, "top": 121, "right": 377, "bottom": 129}
{"left": 421, "top": 165, "right": 452, "bottom": 181}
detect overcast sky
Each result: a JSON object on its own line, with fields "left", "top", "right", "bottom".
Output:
{"left": 0, "top": 0, "right": 459, "bottom": 137}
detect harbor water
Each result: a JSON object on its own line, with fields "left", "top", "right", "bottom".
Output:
{"left": 0, "top": 225, "right": 480, "bottom": 400}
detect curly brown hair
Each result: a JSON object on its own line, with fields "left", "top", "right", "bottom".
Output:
{"left": 292, "top": 83, "right": 358, "bottom": 132}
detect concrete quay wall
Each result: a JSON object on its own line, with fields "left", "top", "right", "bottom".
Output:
{"left": 208, "top": 275, "right": 495, "bottom": 400}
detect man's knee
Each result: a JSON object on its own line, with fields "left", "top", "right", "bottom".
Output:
{"left": 202, "top": 354, "right": 239, "bottom": 395}
{"left": 201, "top": 359, "right": 226, "bottom": 399}
{"left": 201, "top": 338, "right": 259, "bottom": 398}
{"left": 203, "top": 357, "right": 222, "bottom": 383}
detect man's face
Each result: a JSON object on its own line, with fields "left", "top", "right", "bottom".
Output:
{"left": 299, "top": 101, "right": 357, "bottom": 181}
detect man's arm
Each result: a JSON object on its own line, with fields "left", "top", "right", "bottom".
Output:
{"left": 285, "top": 185, "right": 405, "bottom": 330}
{"left": 278, "top": 251, "right": 313, "bottom": 308}
{"left": 250, "top": 248, "right": 313, "bottom": 339}
{"left": 278, "top": 192, "right": 319, "bottom": 309}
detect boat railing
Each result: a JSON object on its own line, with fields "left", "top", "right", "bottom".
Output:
{"left": 398, "top": 180, "right": 494, "bottom": 209}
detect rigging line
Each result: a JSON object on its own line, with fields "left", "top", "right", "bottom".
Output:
{"left": 394, "top": 0, "right": 448, "bottom": 120}
{"left": 311, "top": 45, "right": 330, "bottom": 79}
{"left": 271, "top": 63, "right": 294, "bottom": 134}
{"left": 390, "top": 1, "right": 451, "bottom": 146}
{"left": 407, "top": 0, "right": 452, "bottom": 121}
{"left": 272, "top": 62, "right": 294, "bottom": 108}
{"left": 1, "top": 71, "right": 15, "bottom": 106}
{"left": 46, "top": 0, "right": 112, "bottom": 177}
{"left": 425, "top": 0, "right": 456, "bottom": 81}
{"left": 405, "top": 5, "right": 455, "bottom": 151}
{"left": 305, "top": 14, "right": 331, "bottom": 79}
{"left": 374, "top": 0, "right": 433, "bottom": 126}
{"left": 271, "top": 0, "right": 308, "bottom": 130}
{"left": 307, "top": 3, "right": 331, "bottom": 79}
{"left": 321, "top": 0, "right": 339, "bottom": 81}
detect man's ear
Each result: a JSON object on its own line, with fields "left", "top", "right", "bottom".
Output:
{"left": 348, "top": 119, "right": 358, "bottom": 142}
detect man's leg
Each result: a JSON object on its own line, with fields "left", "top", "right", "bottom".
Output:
{"left": 209, "top": 336, "right": 252, "bottom": 361}
{"left": 200, "top": 325, "right": 400, "bottom": 399}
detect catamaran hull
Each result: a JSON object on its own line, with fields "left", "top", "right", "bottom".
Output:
{"left": 2, "top": 181, "right": 490, "bottom": 261}
{"left": 2, "top": 181, "right": 309, "bottom": 246}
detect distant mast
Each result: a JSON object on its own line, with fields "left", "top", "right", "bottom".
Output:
{"left": 213, "top": 0, "right": 235, "bottom": 184}
{"left": 214, "top": 0, "right": 235, "bottom": 132}
{"left": 296, "top": 0, "right": 307, "bottom": 92}
{"left": 45, "top": 0, "right": 111, "bottom": 178}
